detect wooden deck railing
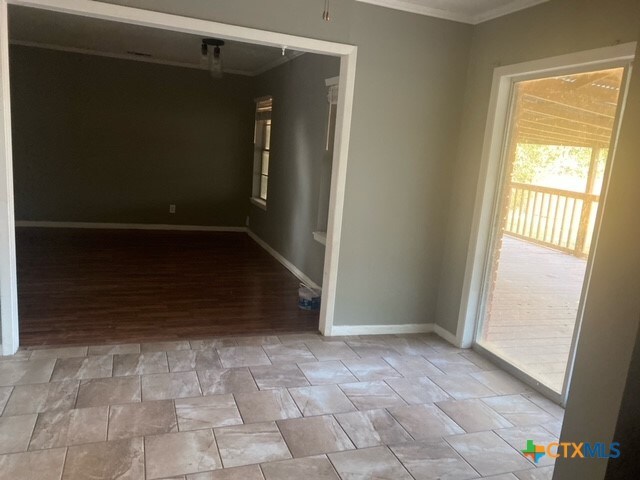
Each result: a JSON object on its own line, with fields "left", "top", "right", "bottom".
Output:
{"left": 503, "top": 182, "right": 599, "bottom": 257}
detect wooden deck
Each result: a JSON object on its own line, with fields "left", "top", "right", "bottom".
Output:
{"left": 481, "top": 235, "right": 587, "bottom": 392}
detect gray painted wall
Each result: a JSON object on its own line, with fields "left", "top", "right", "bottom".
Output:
{"left": 92, "top": 0, "right": 473, "bottom": 327}
{"left": 249, "top": 53, "right": 339, "bottom": 287}
{"left": 11, "top": 45, "right": 255, "bottom": 226}
{"left": 336, "top": 4, "right": 471, "bottom": 326}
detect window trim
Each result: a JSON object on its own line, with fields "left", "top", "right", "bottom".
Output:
{"left": 251, "top": 96, "right": 273, "bottom": 208}
{"left": 250, "top": 196, "right": 267, "bottom": 210}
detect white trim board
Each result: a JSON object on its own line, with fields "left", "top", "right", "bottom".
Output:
{"left": 10, "top": 39, "right": 305, "bottom": 77}
{"left": 247, "top": 230, "right": 321, "bottom": 292}
{"left": 331, "top": 323, "right": 463, "bottom": 347}
{"left": 15, "top": 220, "right": 247, "bottom": 232}
{"left": 325, "top": 76, "right": 339, "bottom": 87}
{"left": 0, "top": 0, "right": 358, "bottom": 354}
{"left": 354, "top": 0, "right": 550, "bottom": 25}
{"left": 0, "top": 0, "right": 18, "bottom": 356}
{"left": 8, "top": 0, "right": 356, "bottom": 55}
{"left": 433, "top": 324, "right": 458, "bottom": 346}
{"left": 331, "top": 323, "right": 434, "bottom": 336}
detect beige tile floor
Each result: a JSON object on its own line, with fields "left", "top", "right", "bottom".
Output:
{"left": 0, "top": 333, "right": 564, "bottom": 480}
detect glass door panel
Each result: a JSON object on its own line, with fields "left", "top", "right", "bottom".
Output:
{"left": 476, "top": 67, "right": 625, "bottom": 394}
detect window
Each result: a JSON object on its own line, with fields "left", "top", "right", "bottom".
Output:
{"left": 252, "top": 97, "right": 272, "bottom": 207}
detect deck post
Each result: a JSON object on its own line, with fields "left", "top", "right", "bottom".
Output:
{"left": 574, "top": 146, "right": 600, "bottom": 255}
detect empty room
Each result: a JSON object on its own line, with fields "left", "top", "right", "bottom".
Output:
{"left": 9, "top": 6, "right": 339, "bottom": 345}
{"left": 0, "top": 1, "right": 638, "bottom": 480}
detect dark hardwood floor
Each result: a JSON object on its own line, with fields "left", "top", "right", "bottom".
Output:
{"left": 16, "top": 228, "right": 319, "bottom": 346}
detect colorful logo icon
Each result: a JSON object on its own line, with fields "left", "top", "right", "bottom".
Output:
{"left": 522, "top": 440, "right": 546, "bottom": 463}
{"left": 521, "top": 440, "right": 620, "bottom": 462}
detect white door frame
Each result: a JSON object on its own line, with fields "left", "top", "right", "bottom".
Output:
{"left": 0, "top": 0, "right": 358, "bottom": 354}
{"left": 455, "top": 43, "right": 636, "bottom": 401}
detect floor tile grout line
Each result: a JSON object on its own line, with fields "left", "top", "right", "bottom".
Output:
{"left": 209, "top": 426, "right": 225, "bottom": 471}
{"left": 328, "top": 413, "right": 356, "bottom": 452}
{"left": 272, "top": 418, "right": 295, "bottom": 461}
{"left": 380, "top": 406, "right": 417, "bottom": 442}
{"left": 288, "top": 382, "right": 361, "bottom": 415}
{"left": 21, "top": 430, "right": 140, "bottom": 454}
{"left": 257, "top": 461, "right": 268, "bottom": 480}
{"left": 446, "top": 429, "right": 537, "bottom": 478}
{"left": 58, "top": 446, "right": 69, "bottom": 480}
{"left": 435, "top": 397, "right": 517, "bottom": 432}
{"left": 331, "top": 412, "right": 361, "bottom": 449}
{"left": 381, "top": 376, "right": 451, "bottom": 405}
{"left": 440, "top": 433, "right": 486, "bottom": 479}
{"left": 0, "top": 386, "right": 15, "bottom": 416}
{"left": 341, "top": 357, "right": 402, "bottom": 382}
{"left": 143, "top": 435, "right": 148, "bottom": 480}
{"left": 431, "top": 400, "right": 473, "bottom": 434}
{"left": 278, "top": 387, "right": 304, "bottom": 419}
{"left": 385, "top": 443, "right": 418, "bottom": 480}
{"left": 106, "top": 404, "right": 112, "bottom": 442}
{"left": 478, "top": 393, "right": 558, "bottom": 423}
{"left": 245, "top": 363, "right": 262, "bottom": 392}
{"left": 70, "top": 379, "right": 81, "bottom": 410}
{"left": 23, "top": 409, "right": 39, "bottom": 454}
{"left": 384, "top": 407, "right": 417, "bottom": 443}
{"left": 490, "top": 428, "right": 540, "bottom": 469}
{"left": 324, "top": 451, "right": 345, "bottom": 480}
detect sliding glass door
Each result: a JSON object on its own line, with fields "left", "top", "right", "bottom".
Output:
{"left": 475, "top": 67, "right": 627, "bottom": 396}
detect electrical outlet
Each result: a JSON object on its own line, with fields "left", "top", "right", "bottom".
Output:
{"left": 169, "top": 204, "right": 176, "bottom": 214}
{"left": 246, "top": 216, "right": 250, "bottom": 226}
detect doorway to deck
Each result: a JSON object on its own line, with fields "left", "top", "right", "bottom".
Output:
{"left": 472, "top": 58, "right": 633, "bottom": 402}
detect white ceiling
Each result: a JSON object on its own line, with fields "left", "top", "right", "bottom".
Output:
{"left": 8, "top": 5, "right": 301, "bottom": 76}
{"left": 355, "top": 0, "right": 551, "bottom": 24}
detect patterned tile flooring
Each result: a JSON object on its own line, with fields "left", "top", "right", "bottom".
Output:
{"left": 0, "top": 333, "right": 564, "bottom": 479}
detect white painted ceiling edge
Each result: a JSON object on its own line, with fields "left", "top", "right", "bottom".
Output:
{"left": 9, "top": 39, "right": 304, "bottom": 77}
{"left": 355, "top": 0, "right": 551, "bottom": 24}
{"left": 8, "top": 5, "right": 306, "bottom": 77}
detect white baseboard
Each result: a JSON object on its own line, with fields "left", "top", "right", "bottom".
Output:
{"left": 434, "top": 324, "right": 460, "bottom": 347}
{"left": 330, "top": 323, "right": 435, "bottom": 336}
{"left": 15, "top": 221, "right": 247, "bottom": 232}
{"left": 330, "top": 323, "right": 461, "bottom": 348}
{"left": 246, "top": 230, "right": 321, "bottom": 292}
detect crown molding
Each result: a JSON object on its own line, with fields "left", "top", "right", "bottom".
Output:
{"left": 473, "top": 0, "right": 551, "bottom": 23}
{"left": 10, "top": 39, "right": 303, "bottom": 76}
{"left": 355, "top": 0, "right": 550, "bottom": 25}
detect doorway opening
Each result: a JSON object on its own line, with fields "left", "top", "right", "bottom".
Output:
{"left": 458, "top": 43, "right": 636, "bottom": 405}
{"left": 0, "top": 0, "right": 357, "bottom": 354}
{"left": 476, "top": 67, "right": 626, "bottom": 396}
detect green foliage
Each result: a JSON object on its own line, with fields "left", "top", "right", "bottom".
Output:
{"left": 511, "top": 144, "right": 604, "bottom": 184}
